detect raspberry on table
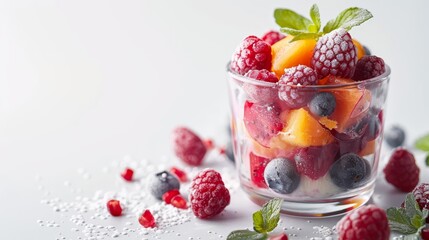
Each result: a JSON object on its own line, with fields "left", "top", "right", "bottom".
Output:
{"left": 383, "top": 148, "right": 420, "bottom": 192}
{"left": 408, "top": 183, "right": 429, "bottom": 223}
{"left": 278, "top": 65, "right": 318, "bottom": 109}
{"left": 336, "top": 205, "right": 390, "bottom": 240}
{"left": 312, "top": 28, "right": 357, "bottom": 79}
{"left": 230, "top": 36, "right": 272, "bottom": 75}
{"left": 261, "top": 30, "right": 285, "bottom": 46}
{"left": 173, "top": 127, "right": 207, "bottom": 166}
{"left": 243, "top": 69, "right": 279, "bottom": 104}
{"left": 189, "top": 169, "right": 230, "bottom": 219}
{"left": 352, "top": 55, "right": 386, "bottom": 81}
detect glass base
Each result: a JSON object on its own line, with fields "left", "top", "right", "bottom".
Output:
{"left": 242, "top": 182, "right": 374, "bottom": 218}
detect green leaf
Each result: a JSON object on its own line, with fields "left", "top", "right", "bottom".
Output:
{"left": 227, "top": 230, "right": 267, "bottom": 240}
{"left": 274, "top": 8, "right": 312, "bottom": 31}
{"left": 404, "top": 193, "right": 422, "bottom": 220}
{"left": 253, "top": 198, "right": 283, "bottom": 233}
{"left": 425, "top": 154, "right": 429, "bottom": 166}
{"left": 422, "top": 209, "right": 429, "bottom": 219}
{"left": 323, "top": 7, "right": 373, "bottom": 33}
{"left": 280, "top": 27, "right": 309, "bottom": 36}
{"left": 290, "top": 33, "right": 321, "bottom": 42}
{"left": 309, "top": 4, "right": 321, "bottom": 32}
{"left": 416, "top": 134, "right": 429, "bottom": 151}
{"left": 387, "top": 207, "right": 417, "bottom": 234}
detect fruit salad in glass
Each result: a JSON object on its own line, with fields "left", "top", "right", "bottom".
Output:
{"left": 227, "top": 5, "right": 390, "bottom": 216}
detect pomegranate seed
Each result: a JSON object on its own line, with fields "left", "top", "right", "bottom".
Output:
{"left": 106, "top": 199, "right": 122, "bottom": 217}
{"left": 422, "top": 227, "right": 429, "bottom": 240}
{"left": 219, "top": 147, "right": 226, "bottom": 155}
{"left": 270, "top": 233, "right": 289, "bottom": 240}
{"left": 170, "top": 167, "right": 188, "bottom": 182}
{"left": 139, "top": 210, "right": 156, "bottom": 228}
{"left": 162, "top": 189, "right": 180, "bottom": 204}
{"left": 170, "top": 195, "right": 188, "bottom": 209}
{"left": 121, "top": 168, "right": 134, "bottom": 181}
{"left": 203, "top": 139, "right": 215, "bottom": 150}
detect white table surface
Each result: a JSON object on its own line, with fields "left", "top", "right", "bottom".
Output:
{"left": 1, "top": 0, "right": 429, "bottom": 239}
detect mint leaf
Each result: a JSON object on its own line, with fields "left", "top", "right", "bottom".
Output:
{"left": 253, "top": 198, "right": 283, "bottom": 233}
{"left": 323, "top": 7, "right": 373, "bottom": 33}
{"left": 425, "top": 154, "right": 429, "bottom": 166}
{"left": 387, "top": 208, "right": 417, "bottom": 234}
{"left": 227, "top": 230, "right": 267, "bottom": 240}
{"left": 309, "top": 4, "right": 321, "bottom": 32}
{"left": 290, "top": 33, "right": 321, "bottom": 42}
{"left": 404, "top": 193, "right": 422, "bottom": 220}
{"left": 416, "top": 134, "right": 429, "bottom": 151}
{"left": 280, "top": 27, "right": 308, "bottom": 36}
{"left": 274, "top": 8, "right": 312, "bottom": 31}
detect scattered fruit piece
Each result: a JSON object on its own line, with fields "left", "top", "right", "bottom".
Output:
{"left": 264, "top": 158, "right": 300, "bottom": 194}
{"left": 170, "top": 167, "right": 188, "bottom": 182}
{"left": 337, "top": 205, "right": 389, "bottom": 240}
{"left": 352, "top": 39, "right": 366, "bottom": 59}
{"left": 384, "top": 125, "right": 406, "bottom": 148}
{"left": 294, "top": 143, "right": 339, "bottom": 180}
{"left": 189, "top": 169, "right": 230, "bottom": 219}
{"left": 231, "top": 36, "right": 272, "bottom": 75}
{"left": 329, "top": 153, "right": 370, "bottom": 189}
{"left": 271, "top": 35, "right": 316, "bottom": 78}
{"left": 106, "top": 199, "right": 122, "bottom": 217}
{"left": 218, "top": 147, "right": 226, "bottom": 155}
{"left": 384, "top": 148, "right": 419, "bottom": 192}
{"left": 309, "top": 92, "right": 336, "bottom": 117}
{"left": 312, "top": 28, "right": 357, "bottom": 79}
{"left": 408, "top": 183, "right": 429, "bottom": 219}
{"left": 243, "top": 101, "right": 283, "bottom": 147}
{"left": 243, "top": 69, "right": 279, "bottom": 104}
{"left": 149, "top": 171, "right": 180, "bottom": 200}
{"left": 121, "top": 168, "right": 134, "bottom": 182}
{"left": 173, "top": 127, "right": 207, "bottom": 166}
{"left": 278, "top": 65, "right": 318, "bottom": 109}
{"left": 261, "top": 30, "right": 285, "bottom": 45}
{"left": 139, "top": 210, "right": 156, "bottom": 228}
{"left": 352, "top": 55, "right": 386, "bottom": 81}
{"left": 203, "top": 139, "right": 215, "bottom": 150}
{"left": 162, "top": 189, "right": 180, "bottom": 204}
{"left": 249, "top": 152, "right": 270, "bottom": 188}
{"left": 278, "top": 108, "right": 334, "bottom": 147}
{"left": 422, "top": 227, "right": 429, "bottom": 240}
{"left": 269, "top": 233, "right": 289, "bottom": 240}
{"left": 170, "top": 195, "right": 188, "bottom": 209}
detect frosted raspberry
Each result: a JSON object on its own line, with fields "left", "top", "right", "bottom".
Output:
{"left": 231, "top": 36, "right": 272, "bottom": 75}
{"left": 261, "top": 30, "right": 285, "bottom": 45}
{"left": 243, "top": 69, "right": 279, "bottom": 103}
{"left": 189, "top": 169, "right": 230, "bottom": 219}
{"left": 353, "top": 55, "right": 386, "bottom": 80}
{"left": 173, "top": 127, "right": 207, "bottom": 166}
{"left": 312, "top": 28, "right": 357, "bottom": 79}
{"left": 278, "top": 65, "right": 318, "bottom": 109}
{"left": 383, "top": 148, "right": 419, "bottom": 192}
{"left": 336, "top": 205, "right": 390, "bottom": 240}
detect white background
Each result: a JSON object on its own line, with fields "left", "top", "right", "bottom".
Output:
{"left": 1, "top": 0, "right": 428, "bottom": 239}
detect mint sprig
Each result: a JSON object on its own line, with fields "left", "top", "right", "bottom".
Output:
{"left": 415, "top": 134, "right": 429, "bottom": 151}
{"left": 275, "top": 4, "right": 373, "bottom": 42}
{"left": 425, "top": 154, "right": 429, "bottom": 167}
{"left": 387, "top": 193, "right": 429, "bottom": 237}
{"left": 227, "top": 198, "right": 283, "bottom": 240}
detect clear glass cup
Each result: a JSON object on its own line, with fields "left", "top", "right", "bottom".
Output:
{"left": 227, "top": 64, "right": 390, "bottom": 217}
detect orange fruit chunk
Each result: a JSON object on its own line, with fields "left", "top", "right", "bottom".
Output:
{"left": 359, "top": 140, "right": 376, "bottom": 156}
{"left": 319, "top": 116, "right": 338, "bottom": 130}
{"left": 277, "top": 108, "right": 333, "bottom": 147}
{"left": 353, "top": 39, "right": 365, "bottom": 60}
{"left": 271, "top": 35, "right": 316, "bottom": 78}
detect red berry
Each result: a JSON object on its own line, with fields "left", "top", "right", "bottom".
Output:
{"left": 203, "top": 139, "right": 215, "bottom": 150}
{"left": 171, "top": 195, "right": 188, "bottom": 209}
{"left": 243, "top": 69, "right": 279, "bottom": 104}
{"left": 352, "top": 55, "right": 386, "bottom": 81}
{"left": 336, "top": 205, "right": 390, "bottom": 240}
{"left": 294, "top": 143, "right": 339, "bottom": 180}
{"left": 139, "top": 210, "right": 156, "bottom": 228}
{"left": 162, "top": 189, "right": 180, "bottom": 204}
{"left": 231, "top": 36, "right": 272, "bottom": 75}
{"left": 189, "top": 169, "right": 230, "bottom": 219}
{"left": 405, "top": 183, "right": 429, "bottom": 223}
{"left": 243, "top": 101, "right": 283, "bottom": 147}
{"left": 269, "top": 233, "right": 289, "bottom": 240}
{"left": 312, "top": 28, "right": 357, "bottom": 79}
{"left": 422, "top": 227, "right": 429, "bottom": 240}
{"left": 278, "top": 65, "right": 318, "bottom": 109}
{"left": 261, "top": 30, "right": 285, "bottom": 46}
{"left": 121, "top": 168, "right": 134, "bottom": 182}
{"left": 173, "top": 127, "right": 207, "bottom": 166}
{"left": 106, "top": 199, "right": 122, "bottom": 217}
{"left": 383, "top": 148, "right": 419, "bottom": 192}
{"left": 218, "top": 147, "right": 226, "bottom": 155}
{"left": 249, "top": 152, "right": 270, "bottom": 188}
{"left": 170, "top": 167, "right": 188, "bottom": 182}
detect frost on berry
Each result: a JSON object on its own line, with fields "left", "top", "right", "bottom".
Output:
{"left": 230, "top": 36, "right": 272, "bottom": 75}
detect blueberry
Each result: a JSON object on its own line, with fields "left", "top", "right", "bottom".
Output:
{"left": 309, "top": 92, "right": 336, "bottom": 117}
{"left": 363, "top": 45, "right": 371, "bottom": 55}
{"left": 264, "top": 158, "right": 300, "bottom": 194}
{"left": 149, "top": 171, "right": 180, "bottom": 199}
{"left": 384, "top": 125, "right": 406, "bottom": 148}
{"left": 329, "top": 153, "right": 370, "bottom": 189}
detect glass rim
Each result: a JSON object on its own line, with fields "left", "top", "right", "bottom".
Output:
{"left": 227, "top": 63, "right": 391, "bottom": 89}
